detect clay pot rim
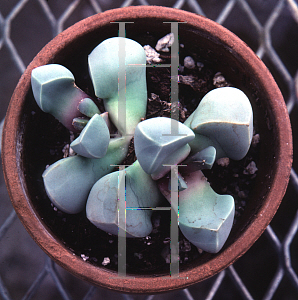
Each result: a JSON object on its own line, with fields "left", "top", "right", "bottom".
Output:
{"left": 2, "top": 6, "right": 292, "bottom": 294}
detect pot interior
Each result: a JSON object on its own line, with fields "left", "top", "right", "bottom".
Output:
{"left": 17, "top": 16, "right": 278, "bottom": 277}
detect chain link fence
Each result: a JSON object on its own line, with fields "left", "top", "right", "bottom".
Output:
{"left": 0, "top": 0, "right": 297, "bottom": 299}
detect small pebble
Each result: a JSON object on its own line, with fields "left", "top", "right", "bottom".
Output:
{"left": 184, "top": 56, "right": 196, "bottom": 69}
{"left": 102, "top": 257, "right": 110, "bottom": 266}
{"left": 213, "top": 72, "right": 228, "bottom": 87}
{"left": 161, "top": 246, "right": 171, "bottom": 264}
{"left": 70, "top": 131, "right": 75, "bottom": 143}
{"left": 179, "top": 75, "right": 195, "bottom": 87}
{"left": 69, "top": 147, "right": 75, "bottom": 156}
{"left": 180, "top": 109, "right": 186, "bottom": 120}
{"left": 152, "top": 215, "right": 161, "bottom": 228}
{"left": 252, "top": 134, "right": 260, "bottom": 146}
{"left": 197, "top": 248, "right": 204, "bottom": 254}
{"left": 196, "top": 61, "right": 204, "bottom": 71}
{"left": 81, "top": 254, "right": 89, "bottom": 261}
{"left": 163, "top": 237, "right": 171, "bottom": 244}
{"left": 243, "top": 161, "right": 258, "bottom": 175}
{"left": 143, "top": 45, "right": 162, "bottom": 64}
{"left": 216, "top": 157, "right": 230, "bottom": 167}
{"left": 155, "top": 33, "right": 174, "bottom": 52}
{"left": 180, "top": 239, "right": 191, "bottom": 252}
{"left": 134, "top": 253, "right": 143, "bottom": 259}
{"left": 62, "top": 144, "right": 76, "bottom": 158}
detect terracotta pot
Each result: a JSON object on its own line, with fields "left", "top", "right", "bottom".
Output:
{"left": 2, "top": 6, "right": 292, "bottom": 294}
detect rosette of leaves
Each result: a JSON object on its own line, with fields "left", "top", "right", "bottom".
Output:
{"left": 31, "top": 37, "right": 147, "bottom": 214}
{"left": 31, "top": 34, "right": 253, "bottom": 253}
{"left": 86, "top": 87, "right": 253, "bottom": 253}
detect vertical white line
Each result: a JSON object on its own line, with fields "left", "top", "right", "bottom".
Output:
{"left": 170, "top": 165, "right": 179, "bottom": 277}
{"left": 118, "top": 166, "right": 127, "bottom": 277}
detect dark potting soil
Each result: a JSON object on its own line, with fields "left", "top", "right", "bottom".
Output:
{"left": 26, "top": 44, "right": 260, "bottom": 276}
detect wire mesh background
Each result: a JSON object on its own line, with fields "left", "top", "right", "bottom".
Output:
{"left": 0, "top": 0, "right": 297, "bottom": 299}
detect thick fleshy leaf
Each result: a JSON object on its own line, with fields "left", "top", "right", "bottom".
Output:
{"left": 78, "top": 98, "right": 101, "bottom": 118}
{"left": 158, "top": 168, "right": 235, "bottom": 253}
{"left": 43, "top": 156, "right": 95, "bottom": 214}
{"left": 86, "top": 161, "right": 164, "bottom": 237}
{"left": 185, "top": 87, "right": 253, "bottom": 160}
{"left": 70, "top": 114, "right": 110, "bottom": 159}
{"left": 134, "top": 117, "right": 195, "bottom": 175}
{"left": 42, "top": 136, "right": 131, "bottom": 214}
{"left": 88, "top": 37, "right": 147, "bottom": 135}
{"left": 31, "top": 64, "right": 91, "bottom": 132}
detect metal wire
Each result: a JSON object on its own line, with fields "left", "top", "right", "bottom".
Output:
{"left": 0, "top": 0, "right": 297, "bottom": 299}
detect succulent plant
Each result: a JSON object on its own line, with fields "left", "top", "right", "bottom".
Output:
{"left": 86, "top": 161, "right": 164, "bottom": 238}
{"left": 42, "top": 136, "right": 130, "bottom": 214}
{"left": 31, "top": 64, "right": 91, "bottom": 132}
{"left": 70, "top": 113, "right": 110, "bottom": 159}
{"left": 184, "top": 87, "right": 253, "bottom": 160}
{"left": 77, "top": 97, "right": 101, "bottom": 118}
{"left": 31, "top": 36, "right": 253, "bottom": 254}
{"left": 158, "top": 167, "right": 235, "bottom": 253}
{"left": 31, "top": 36, "right": 147, "bottom": 214}
{"left": 134, "top": 117, "right": 195, "bottom": 179}
{"left": 88, "top": 37, "right": 147, "bottom": 136}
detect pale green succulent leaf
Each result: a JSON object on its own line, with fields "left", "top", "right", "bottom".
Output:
{"left": 86, "top": 161, "right": 164, "bottom": 237}
{"left": 70, "top": 114, "right": 110, "bottom": 158}
{"left": 134, "top": 117, "right": 195, "bottom": 175}
{"left": 42, "top": 156, "right": 94, "bottom": 214}
{"left": 185, "top": 87, "right": 253, "bottom": 160}
{"left": 158, "top": 168, "right": 235, "bottom": 253}
{"left": 88, "top": 37, "right": 147, "bottom": 135}
{"left": 31, "top": 64, "right": 90, "bottom": 132}
{"left": 42, "top": 136, "right": 131, "bottom": 214}
{"left": 78, "top": 98, "right": 101, "bottom": 118}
